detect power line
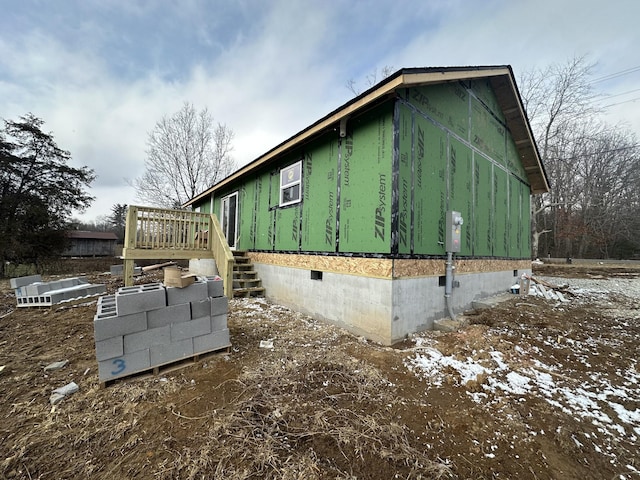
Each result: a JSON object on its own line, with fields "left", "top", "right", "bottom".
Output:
{"left": 591, "top": 65, "right": 640, "bottom": 84}
{"left": 549, "top": 144, "right": 640, "bottom": 162}
{"left": 603, "top": 87, "right": 640, "bottom": 99}
{"left": 602, "top": 96, "right": 640, "bottom": 108}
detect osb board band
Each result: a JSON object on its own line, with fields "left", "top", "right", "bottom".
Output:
{"left": 393, "top": 258, "right": 531, "bottom": 277}
{"left": 247, "top": 253, "right": 393, "bottom": 278}
{"left": 247, "top": 253, "right": 531, "bottom": 279}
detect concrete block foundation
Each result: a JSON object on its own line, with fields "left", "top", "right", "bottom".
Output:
{"left": 252, "top": 259, "right": 531, "bottom": 345}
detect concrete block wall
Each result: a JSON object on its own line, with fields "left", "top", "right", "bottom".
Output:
{"left": 95, "top": 276, "right": 230, "bottom": 382}
{"left": 12, "top": 275, "right": 107, "bottom": 307}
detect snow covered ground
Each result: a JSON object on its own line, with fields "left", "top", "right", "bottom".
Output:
{"left": 405, "top": 276, "right": 640, "bottom": 478}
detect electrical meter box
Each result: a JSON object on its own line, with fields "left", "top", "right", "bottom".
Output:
{"left": 445, "top": 211, "right": 464, "bottom": 252}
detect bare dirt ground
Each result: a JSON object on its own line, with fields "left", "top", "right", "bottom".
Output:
{"left": 1, "top": 262, "right": 638, "bottom": 479}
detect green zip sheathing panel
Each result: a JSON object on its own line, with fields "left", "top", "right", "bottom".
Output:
{"left": 411, "top": 113, "right": 447, "bottom": 255}
{"left": 253, "top": 172, "right": 275, "bottom": 251}
{"left": 402, "top": 81, "right": 531, "bottom": 258}
{"left": 196, "top": 200, "right": 211, "bottom": 214}
{"left": 449, "top": 137, "right": 473, "bottom": 255}
{"left": 509, "top": 174, "right": 522, "bottom": 256}
{"left": 494, "top": 166, "right": 509, "bottom": 257}
{"left": 275, "top": 204, "right": 301, "bottom": 251}
{"left": 212, "top": 197, "right": 221, "bottom": 223}
{"left": 194, "top": 78, "right": 533, "bottom": 259}
{"left": 339, "top": 105, "right": 393, "bottom": 254}
{"left": 408, "top": 83, "right": 469, "bottom": 139}
{"left": 473, "top": 154, "right": 494, "bottom": 256}
{"left": 238, "top": 181, "right": 255, "bottom": 251}
{"left": 301, "top": 138, "right": 339, "bottom": 252}
{"left": 398, "top": 103, "right": 412, "bottom": 254}
{"left": 469, "top": 78, "right": 506, "bottom": 124}
{"left": 507, "top": 135, "right": 528, "bottom": 179}
{"left": 471, "top": 96, "right": 506, "bottom": 166}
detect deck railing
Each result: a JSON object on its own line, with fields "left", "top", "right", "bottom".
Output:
{"left": 122, "top": 205, "right": 234, "bottom": 297}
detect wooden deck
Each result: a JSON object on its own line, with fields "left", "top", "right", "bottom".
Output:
{"left": 122, "top": 206, "right": 234, "bottom": 297}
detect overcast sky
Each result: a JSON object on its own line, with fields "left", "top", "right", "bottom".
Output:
{"left": 1, "top": 0, "right": 638, "bottom": 222}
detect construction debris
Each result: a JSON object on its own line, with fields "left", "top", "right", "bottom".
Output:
{"left": 516, "top": 274, "right": 570, "bottom": 302}
{"left": 11, "top": 275, "right": 106, "bottom": 308}
{"left": 49, "top": 381, "right": 79, "bottom": 405}
{"left": 44, "top": 360, "right": 68, "bottom": 372}
{"left": 142, "top": 261, "right": 176, "bottom": 272}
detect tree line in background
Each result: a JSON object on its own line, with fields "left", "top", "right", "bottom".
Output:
{"left": 520, "top": 56, "right": 640, "bottom": 259}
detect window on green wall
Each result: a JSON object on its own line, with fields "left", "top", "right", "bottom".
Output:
{"left": 279, "top": 160, "right": 302, "bottom": 207}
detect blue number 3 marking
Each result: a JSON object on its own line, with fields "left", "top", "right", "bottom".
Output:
{"left": 111, "top": 358, "right": 126, "bottom": 375}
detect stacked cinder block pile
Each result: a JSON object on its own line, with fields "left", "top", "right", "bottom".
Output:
{"left": 11, "top": 275, "right": 107, "bottom": 307}
{"left": 94, "top": 277, "right": 230, "bottom": 383}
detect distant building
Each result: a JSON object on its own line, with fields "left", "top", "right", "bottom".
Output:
{"left": 63, "top": 231, "right": 118, "bottom": 257}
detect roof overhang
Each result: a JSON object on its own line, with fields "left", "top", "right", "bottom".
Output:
{"left": 184, "top": 65, "right": 549, "bottom": 207}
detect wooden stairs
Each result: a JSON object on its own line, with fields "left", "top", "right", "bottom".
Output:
{"left": 232, "top": 251, "right": 265, "bottom": 298}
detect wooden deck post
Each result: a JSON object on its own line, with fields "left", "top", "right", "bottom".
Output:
{"left": 123, "top": 206, "right": 138, "bottom": 287}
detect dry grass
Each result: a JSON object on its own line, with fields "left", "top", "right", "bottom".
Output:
{"left": 160, "top": 351, "right": 452, "bottom": 480}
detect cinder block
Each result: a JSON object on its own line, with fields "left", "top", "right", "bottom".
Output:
{"left": 116, "top": 283, "right": 166, "bottom": 315}
{"left": 150, "top": 338, "right": 194, "bottom": 366}
{"left": 193, "top": 328, "right": 231, "bottom": 354}
{"left": 98, "top": 295, "right": 116, "bottom": 307}
{"left": 166, "top": 281, "right": 208, "bottom": 306}
{"left": 98, "top": 349, "right": 150, "bottom": 382}
{"left": 95, "top": 335, "right": 124, "bottom": 361}
{"left": 190, "top": 298, "right": 211, "bottom": 319}
{"left": 25, "top": 283, "right": 51, "bottom": 296}
{"left": 47, "top": 280, "right": 65, "bottom": 291}
{"left": 171, "top": 316, "right": 211, "bottom": 342}
{"left": 94, "top": 311, "right": 147, "bottom": 341}
{"left": 206, "top": 277, "right": 224, "bottom": 298}
{"left": 10, "top": 275, "right": 42, "bottom": 289}
{"left": 123, "top": 325, "right": 170, "bottom": 353}
{"left": 211, "top": 313, "right": 228, "bottom": 331}
{"left": 110, "top": 264, "right": 124, "bottom": 275}
{"left": 211, "top": 296, "right": 229, "bottom": 316}
{"left": 147, "top": 303, "right": 191, "bottom": 329}
{"left": 86, "top": 284, "right": 107, "bottom": 296}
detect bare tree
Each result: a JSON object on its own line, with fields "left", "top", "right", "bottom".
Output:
{"left": 520, "top": 56, "right": 640, "bottom": 259}
{"left": 519, "top": 56, "right": 601, "bottom": 258}
{"left": 346, "top": 65, "right": 395, "bottom": 96}
{"left": 134, "top": 102, "right": 235, "bottom": 208}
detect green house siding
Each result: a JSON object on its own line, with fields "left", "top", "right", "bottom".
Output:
{"left": 449, "top": 137, "right": 473, "bottom": 255}
{"left": 399, "top": 80, "right": 531, "bottom": 258}
{"left": 194, "top": 79, "right": 532, "bottom": 259}
{"left": 410, "top": 112, "right": 447, "bottom": 256}
{"left": 338, "top": 104, "right": 393, "bottom": 254}
{"left": 253, "top": 172, "right": 274, "bottom": 250}
{"left": 301, "top": 139, "right": 339, "bottom": 252}
{"left": 397, "top": 103, "right": 412, "bottom": 255}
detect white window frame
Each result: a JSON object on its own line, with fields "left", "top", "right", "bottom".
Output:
{"left": 279, "top": 160, "right": 302, "bottom": 207}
